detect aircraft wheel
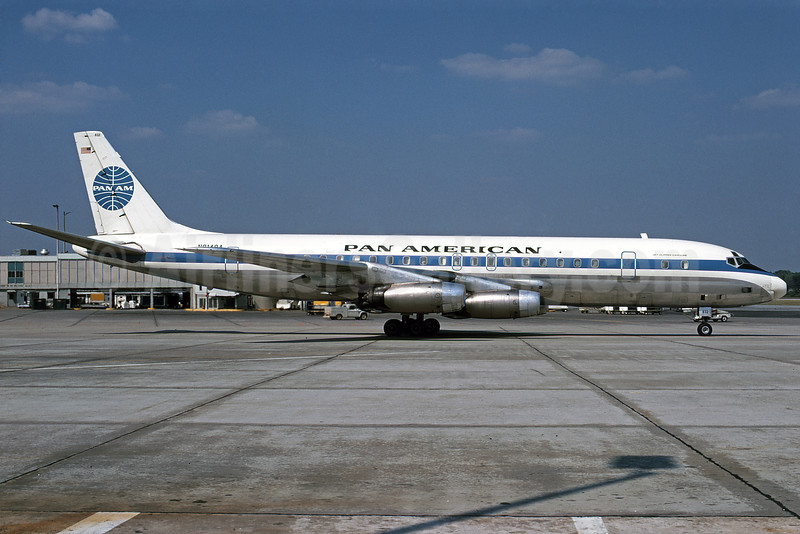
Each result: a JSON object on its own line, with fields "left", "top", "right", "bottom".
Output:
{"left": 423, "top": 318, "right": 441, "bottom": 335}
{"left": 384, "top": 319, "right": 403, "bottom": 337}
{"left": 697, "top": 322, "right": 713, "bottom": 336}
{"left": 407, "top": 319, "right": 424, "bottom": 336}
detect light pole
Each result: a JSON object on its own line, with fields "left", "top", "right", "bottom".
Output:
{"left": 52, "top": 204, "right": 60, "bottom": 253}
{"left": 62, "top": 211, "right": 71, "bottom": 253}
{"left": 52, "top": 204, "right": 60, "bottom": 299}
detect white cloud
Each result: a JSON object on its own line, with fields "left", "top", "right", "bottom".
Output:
{"left": 441, "top": 48, "right": 606, "bottom": 85}
{"left": 184, "top": 110, "right": 263, "bottom": 135}
{"left": 22, "top": 8, "right": 117, "bottom": 42}
{"left": 0, "top": 81, "right": 124, "bottom": 114}
{"left": 476, "top": 127, "right": 543, "bottom": 144}
{"left": 622, "top": 65, "right": 688, "bottom": 84}
{"left": 741, "top": 86, "right": 800, "bottom": 109}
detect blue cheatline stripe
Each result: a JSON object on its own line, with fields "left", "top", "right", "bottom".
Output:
{"left": 142, "top": 252, "right": 768, "bottom": 274}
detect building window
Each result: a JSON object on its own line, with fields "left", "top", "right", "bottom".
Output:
{"left": 7, "top": 262, "right": 24, "bottom": 284}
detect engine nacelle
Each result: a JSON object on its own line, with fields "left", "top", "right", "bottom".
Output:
{"left": 461, "top": 290, "right": 544, "bottom": 319}
{"left": 362, "top": 282, "right": 465, "bottom": 314}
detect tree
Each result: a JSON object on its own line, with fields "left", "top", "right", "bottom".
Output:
{"left": 775, "top": 270, "right": 800, "bottom": 297}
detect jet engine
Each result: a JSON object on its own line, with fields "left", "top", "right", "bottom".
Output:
{"left": 457, "top": 290, "right": 544, "bottom": 319}
{"left": 361, "top": 282, "right": 465, "bottom": 314}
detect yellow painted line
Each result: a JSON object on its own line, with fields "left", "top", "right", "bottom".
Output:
{"left": 58, "top": 512, "right": 139, "bottom": 534}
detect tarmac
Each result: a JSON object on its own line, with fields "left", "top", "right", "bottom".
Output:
{"left": 0, "top": 307, "right": 799, "bottom": 533}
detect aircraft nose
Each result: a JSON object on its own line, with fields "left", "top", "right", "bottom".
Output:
{"left": 772, "top": 276, "right": 788, "bottom": 300}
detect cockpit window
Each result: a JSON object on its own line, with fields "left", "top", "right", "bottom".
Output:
{"left": 728, "top": 251, "right": 767, "bottom": 272}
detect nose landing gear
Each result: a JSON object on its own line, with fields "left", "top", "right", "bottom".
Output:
{"left": 697, "top": 321, "right": 713, "bottom": 336}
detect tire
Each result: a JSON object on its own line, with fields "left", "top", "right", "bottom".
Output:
{"left": 384, "top": 319, "right": 403, "bottom": 337}
{"left": 720, "top": 316, "right": 728, "bottom": 322}
{"left": 335, "top": 314, "right": 343, "bottom": 320}
{"left": 697, "top": 322, "right": 713, "bottom": 336}
{"left": 359, "top": 313, "right": 368, "bottom": 320}
{"left": 407, "top": 320, "right": 424, "bottom": 336}
{"left": 423, "top": 318, "right": 441, "bottom": 335}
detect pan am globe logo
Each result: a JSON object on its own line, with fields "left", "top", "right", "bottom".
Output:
{"left": 93, "top": 166, "right": 134, "bottom": 211}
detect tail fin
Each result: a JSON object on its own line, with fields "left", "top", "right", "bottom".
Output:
{"left": 75, "top": 131, "right": 196, "bottom": 235}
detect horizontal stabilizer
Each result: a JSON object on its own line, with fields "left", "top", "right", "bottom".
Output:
{"left": 6, "top": 221, "right": 145, "bottom": 262}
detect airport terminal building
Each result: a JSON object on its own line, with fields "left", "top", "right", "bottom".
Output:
{"left": 0, "top": 251, "right": 249, "bottom": 310}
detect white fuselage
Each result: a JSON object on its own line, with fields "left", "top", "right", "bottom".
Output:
{"left": 74, "top": 232, "right": 784, "bottom": 309}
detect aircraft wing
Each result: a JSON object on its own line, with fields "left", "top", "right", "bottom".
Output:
{"left": 181, "top": 246, "right": 368, "bottom": 274}
{"left": 6, "top": 221, "right": 145, "bottom": 261}
{"left": 182, "top": 246, "right": 551, "bottom": 295}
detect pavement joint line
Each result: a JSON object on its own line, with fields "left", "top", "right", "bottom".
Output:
{"left": 511, "top": 331, "right": 800, "bottom": 520}
{"left": 56, "top": 511, "right": 139, "bottom": 534}
{"left": 10, "top": 349, "right": 435, "bottom": 371}
{"left": 0, "top": 339, "right": 378, "bottom": 488}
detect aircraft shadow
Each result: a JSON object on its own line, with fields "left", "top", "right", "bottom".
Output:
{"left": 380, "top": 455, "right": 678, "bottom": 533}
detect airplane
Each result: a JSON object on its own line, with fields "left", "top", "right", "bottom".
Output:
{"left": 8, "top": 131, "right": 788, "bottom": 337}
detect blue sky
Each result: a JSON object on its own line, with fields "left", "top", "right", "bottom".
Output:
{"left": 1, "top": 1, "right": 798, "bottom": 270}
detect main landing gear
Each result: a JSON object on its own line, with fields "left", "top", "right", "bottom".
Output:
{"left": 384, "top": 314, "right": 441, "bottom": 337}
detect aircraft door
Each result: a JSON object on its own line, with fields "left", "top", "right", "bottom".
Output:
{"left": 620, "top": 251, "right": 636, "bottom": 279}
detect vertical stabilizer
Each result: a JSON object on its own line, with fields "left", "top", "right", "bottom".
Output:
{"left": 75, "top": 131, "right": 195, "bottom": 235}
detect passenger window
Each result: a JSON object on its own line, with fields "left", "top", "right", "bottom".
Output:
{"left": 386, "top": 256, "right": 394, "bottom": 265}
{"left": 453, "top": 255, "right": 462, "bottom": 267}
{"left": 591, "top": 258, "right": 599, "bottom": 268}
{"left": 742, "top": 287, "right": 752, "bottom": 293}
{"left": 336, "top": 255, "right": 343, "bottom": 261}
{"left": 369, "top": 255, "right": 377, "bottom": 263}
{"left": 470, "top": 256, "right": 479, "bottom": 266}
{"left": 402, "top": 256, "right": 411, "bottom": 265}
{"left": 556, "top": 258, "right": 565, "bottom": 268}
{"left": 319, "top": 255, "right": 326, "bottom": 259}
{"left": 352, "top": 255, "right": 360, "bottom": 262}
{"left": 503, "top": 257, "right": 512, "bottom": 267}
{"left": 439, "top": 256, "right": 447, "bottom": 266}
{"left": 539, "top": 258, "right": 547, "bottom": 267}
{"left": 573, "top": 259, "right": 582, "bottom": 268}
{"left": 522, "top": 258, "right": 530, "bottom": 267}
{"left": 661, "top": 260, "right": 669, "bottom": 269}
{"left": 486, "top": 255, "right": 496, "bottom": 268}
{"left": 681, "top": 260, "right": 689, "bottom": 270}
{"left": 419, "top": 256, "right": 428, "bottom": 266}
